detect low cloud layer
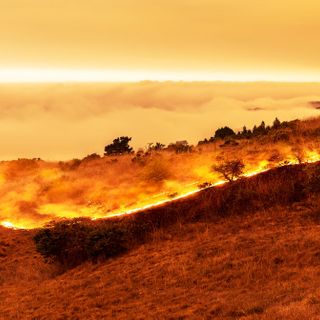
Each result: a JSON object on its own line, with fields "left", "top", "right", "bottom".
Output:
{"left": 0, "top": 82, "right": 319, "bottom": 160}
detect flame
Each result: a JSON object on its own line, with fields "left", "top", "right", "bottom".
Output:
{"left": 0, "top": 221, "right": 22, "bottom": 229}
{"left": 104, "top": 154, "right": 320, "bottom": 219}
{"left": 1, "top": 142, "right": 320, "bottom": 230}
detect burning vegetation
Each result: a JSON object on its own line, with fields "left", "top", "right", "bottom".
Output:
{"left": 33, "top": 160, "right": 320, "bottom": 269}
{"left": 1, "top": 116, "right": 320, "bottom": 230}
{"left": 4, "top": 117, "right": 320, "bottom": 319}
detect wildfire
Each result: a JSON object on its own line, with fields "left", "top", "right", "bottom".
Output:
{"left": 1, "top": 147, "right": 320, "bottom": 230}
{"left": 105, "top": 153, "right": 320, "bottom": 219}
{"left": 0, "top": 221, "right": 21, "bottom": 229}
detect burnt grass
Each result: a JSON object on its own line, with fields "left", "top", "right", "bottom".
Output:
{"left": 34, "top": 161, "right": 320, "bottom": 269}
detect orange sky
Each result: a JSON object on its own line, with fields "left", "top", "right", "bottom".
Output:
{"left": 1, "top": 2, "right": 320, "bottom": 159}
{"left": 0, "top": 82, "right": 319, "bottom": 160}
{"left": 0, "top": 0, "right": 320, "bottom": 81}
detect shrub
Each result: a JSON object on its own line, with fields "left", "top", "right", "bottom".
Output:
{"left": 167, "top": 141, "right": 192, "bottom": 153}
{"left": 147, "top": 142, "right": 166, "bottom": 152}
{"left": 214, "top": 127, "right": 235, "bottom": 139}
{"left": 291, "top": 146, "right": 305, "bottom": 164}
{"left": 104, "top": 136, "right": 134, "bottom": 156}
{"left": 33, "top": 218, "right": 130, "bottom": 268}
{"left": 82, "top": 153, "right": 101, "bottom": 162}
{"left": 212, "top": 160, "right": 245, "bottom": 182}
{"left": 85, "top": 226, "right": 128, "bottom": 261}
{"left": 198, "top": 182, "right": 212, "bottom": 189}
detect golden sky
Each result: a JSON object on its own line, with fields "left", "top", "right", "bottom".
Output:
{"left": 0, "top": 82, "right": 319, "bottom": 160}
{"left": 1, "top": 2, "right": 320, "bottom": 159}
{"left": 1, "top": 0, "right": 320, "bottom": 81}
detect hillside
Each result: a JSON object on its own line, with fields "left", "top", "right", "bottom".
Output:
{"left": 2, "top": 116, "right": 320, "bottom": 230}
{"left": 2, "top": 163, "right": 320, "bottom": 319}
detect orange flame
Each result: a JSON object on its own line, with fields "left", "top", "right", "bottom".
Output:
{"left": 1, "top": 145, "right": 320, "bottom": 230}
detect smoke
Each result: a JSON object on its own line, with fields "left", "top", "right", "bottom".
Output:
{"left": 1, "top": 121, "right": 320, "bottom": 230}
{"left": 0, "top": 82, "right": 319, "bottom": 160}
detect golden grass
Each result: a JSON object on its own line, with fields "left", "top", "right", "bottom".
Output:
{"left": 2, "top": 116, "right": 320, "bottom": 229}
{"left": 2, "top": 196, "right": 320, "bottom": 319}
{"left": 3, "top": 117, "right": 320, "bottom": 318}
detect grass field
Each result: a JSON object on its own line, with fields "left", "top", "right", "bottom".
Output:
{"left": 2, "top": 117, "right": 320, "bottom": 319}
{"left": 2, "top": 160, "right": 320, "bottom": 319}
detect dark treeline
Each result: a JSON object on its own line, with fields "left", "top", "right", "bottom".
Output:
{"left": 101, "top": 118, "right": 297, "bottom": 157}
{"left": 198, "top": 117, "right": 297, "bottom": 145}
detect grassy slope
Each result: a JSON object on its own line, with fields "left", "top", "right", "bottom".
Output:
{"left": 3, "top": 116, "right": 320, "bottom": 230}
{"left": 2, "top": 167, "right": 320, "bottom": 318}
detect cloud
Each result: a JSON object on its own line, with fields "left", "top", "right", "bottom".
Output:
{"left": 0, "top": 82, "right": 319, "bottom": 159}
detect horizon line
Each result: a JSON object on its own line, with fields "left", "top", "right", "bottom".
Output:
{"left": 0, "top": 69, "right": 320, "bottom": 83}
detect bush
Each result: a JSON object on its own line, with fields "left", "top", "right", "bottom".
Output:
{"left": 167, "top": 141, "right": 192, "bottom": 153}
{"left": 82, "top": 153, "right": 101, "bottom": 162}
{"left": 104, "top": 136, "right": 134, "bottom": 156}
{"left": 214, "top": 127, "right": 235, "bottom": 139}
{"left": 33, "top": 161, "right": 320, "bottom": 270}
{"left": 33, "top": 218, "right": 130, "bottom": 268}
{"left": 212, "top": 160, "right": 245, "bottom": 182}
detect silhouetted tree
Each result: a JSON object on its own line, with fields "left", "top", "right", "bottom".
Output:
{"left": 198, "top": 138, "right": 209, "bottom": 145}
{"left": 273, "top": 117, "right": 281, "bottom": 129}
{"left": 256, "top": 121, "right": 267, "bottom": 135}
{"left": 292, "top": 146, "right": 305, "bottom": 164}
{"left": 212, "top": 160, "right": 245, "bottom": 182}
{"left": 147, "top": 142, "right": 166, "bottom": 152}
{"left": 214, "top": 127, "right": 235, "bottom": 139}
{"left": 252, "top": 125, "right": 258, "bottom": 135}
{"left": 82, "top": 153, "right": 101, "bottom": 162}
{"left": 104, "top": 136, "right": 134, "bottom": 156}
{"left": 167, "top": 141, "right": 192, "bottom": 153}
{"left": 259, "top": 121, "right": 266, "bottom": 132}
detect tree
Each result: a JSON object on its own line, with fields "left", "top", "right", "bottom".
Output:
{"left": 82, "top": 153, "right": 101, "bottom": 162}
{"left": 273, "top": 117, "right": 281, "bottom": 129}
{"left": 104, "top": 136, "right": 134, "bottom": 156}
{"left": 212, "top": 160, "right": 245, "bottom": 182}
{"left": 167, "top": 141, "right": 192, "bottom": 153}
{"left": 258, "top": 121, "right": 266, "bottom": 134}
{"left": 291, "top": 146, "right": 305, "bottom": 164}
{"left": 252, "top": 125, "right": 258, "bottom": 135}
{"left": 147, "top": 142, "right": 165, "bottom": 152}
{"left": 254, "top": 121, "right": 267, "bottom": 136}
{"left": 198, "top": 138, "right": 209, "bottom": 145}
{"left": 214, "top": 127, "right": 235, "bottom": 139}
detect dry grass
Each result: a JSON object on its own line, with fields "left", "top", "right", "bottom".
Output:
{"left": 2, "top": 200, "right": 320, "bottom": 319}
{"left": 2, "top": 116, "right": 320, "bottom": 229}
{"left": 2, "top": 160, "right": 320, "bottom": 319}
{"left": 3, "top": 118, "right": 320, "bottom": 318}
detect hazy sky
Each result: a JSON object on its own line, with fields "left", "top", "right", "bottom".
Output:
{"left": 0, "top": 0, "right": 320, "bottom": 81}
{"left": 1, "top": 2, "right": 320, "bottom": 159}
{"left": 0, "top": 82, "right": 319, "bottom": 160}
